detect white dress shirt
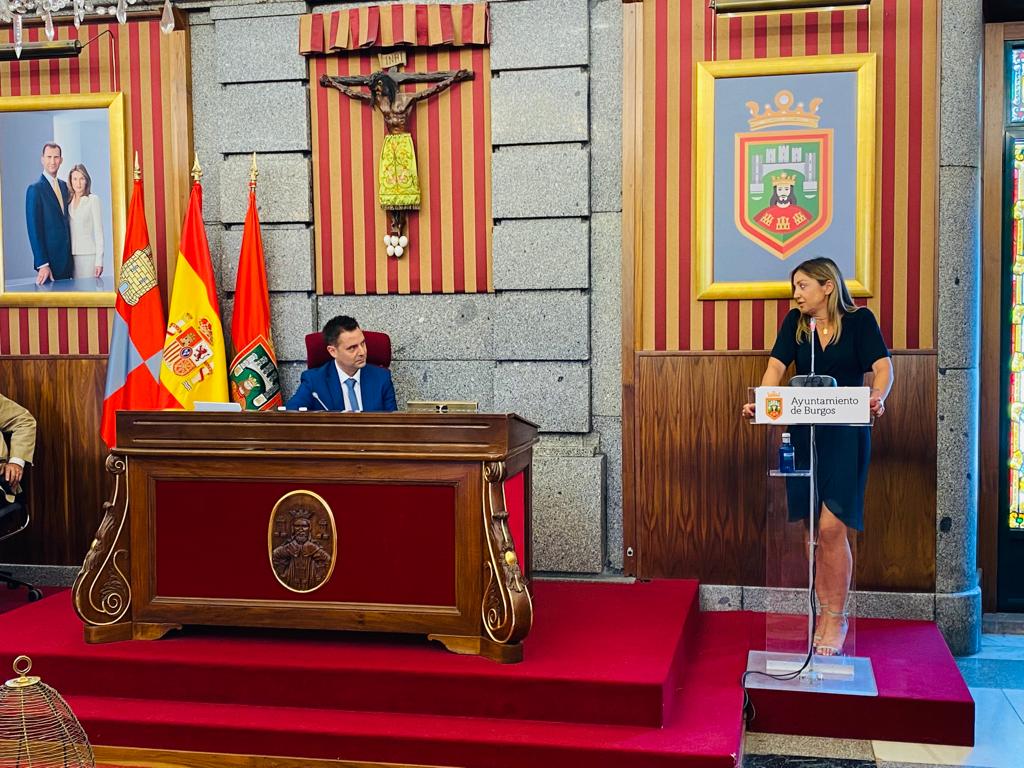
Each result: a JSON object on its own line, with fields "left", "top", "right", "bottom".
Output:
{"left": 335, "top": 364, "right": 362, "bottom": 412}
{"left": 69, "top": 194, "right": 104, "bottom": 267}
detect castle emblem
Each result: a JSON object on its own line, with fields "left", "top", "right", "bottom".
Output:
{"left": 735, "top": 89, "right": 833, "bottom": 260}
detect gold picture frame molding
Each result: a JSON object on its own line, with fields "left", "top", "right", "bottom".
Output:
{"left": 694, "top": 53, "right": 877, "bottom": 300}
{"left": 0, "top": 91, "right": 127, "bottom": 308}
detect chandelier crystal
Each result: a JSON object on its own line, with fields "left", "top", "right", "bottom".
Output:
{"left": 0, "top": 0, "right": 174, "bottom": 51}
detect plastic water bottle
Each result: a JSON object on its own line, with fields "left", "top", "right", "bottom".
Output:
{"left": 779, "top": 432, "right": 795, "bottom": 473}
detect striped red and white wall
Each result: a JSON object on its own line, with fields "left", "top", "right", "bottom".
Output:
{"left": 0, "top": 18, "right": 187, "bottom": 356}
{"left": 301, "top": 2, "right": 493, "bottom": 295}
{"left": 640, "top": 0, "right": 937, "bottom": 352}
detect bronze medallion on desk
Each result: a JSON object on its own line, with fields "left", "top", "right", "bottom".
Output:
{"left": 268, "top": 491, "right": 337, "bottom": 594}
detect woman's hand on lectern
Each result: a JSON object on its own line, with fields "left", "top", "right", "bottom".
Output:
{"left": 870, "top": 389, "right": 885, "bottom": 417}
{"left": 742, "top": 402, "right": 756, "bottom": 420}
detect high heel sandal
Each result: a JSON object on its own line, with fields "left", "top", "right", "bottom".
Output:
{"left": 812, "top": 601, "right": 827, "bottom": 648}
{"left": 814, "top": 607, "right": 849, "bottom": 657}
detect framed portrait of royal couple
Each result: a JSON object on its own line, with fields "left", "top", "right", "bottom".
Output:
{"left": 694, "top": 54, "right": 877, "bottom": 300}
{"left": 0, "top": 92, "right": 126, "bottom": 307}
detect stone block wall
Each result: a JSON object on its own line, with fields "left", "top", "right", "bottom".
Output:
{"left": 191, "top": 0, "right": 623, "bottom": 575}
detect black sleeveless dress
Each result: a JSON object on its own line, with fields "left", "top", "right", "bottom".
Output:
{"left": 769, "top": 308, "right": 890, "bottom": 531}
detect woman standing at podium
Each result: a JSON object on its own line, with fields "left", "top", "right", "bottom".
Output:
{"left": 742, "top": 257, "right": 893, "bottom": 656}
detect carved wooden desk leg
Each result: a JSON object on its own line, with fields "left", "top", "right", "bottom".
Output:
{"left": 427, "top": 633, "right": 524, "bottom": 663}
{"left": 73, "top": 455, "right": 135, "bottom": 643}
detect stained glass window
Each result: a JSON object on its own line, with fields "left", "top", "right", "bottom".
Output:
{"left": 1009, "top": 141, "right": 1024, "bottom": 529}
{"left": 1013, "top": 48, "right": 1024, "bottom": 123}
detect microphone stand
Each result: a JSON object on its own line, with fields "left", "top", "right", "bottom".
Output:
{"left": 807, "top": 318, "right": 818, "bottom": 677}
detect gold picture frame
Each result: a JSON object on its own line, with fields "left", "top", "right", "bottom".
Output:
{"left": 0, "top": 91, "right": 126, "bottom": 307}
{"left": 694, "top": 54, "right": 876, "bottom": 300}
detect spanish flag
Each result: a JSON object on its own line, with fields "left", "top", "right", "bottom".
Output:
{"left": 159, "top": 170, "right": 227, "bottom": 407}
{"left": 229, "top": 156, "right": 281, "bottom": 410}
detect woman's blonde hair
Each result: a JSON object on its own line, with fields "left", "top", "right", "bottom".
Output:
{"left": 791, "top": 257, "right": 857, "bottom": 344}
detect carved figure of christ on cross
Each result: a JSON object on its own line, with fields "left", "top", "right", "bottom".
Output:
{"left": 319, "top": 68, "right": 474, "bottom": 254}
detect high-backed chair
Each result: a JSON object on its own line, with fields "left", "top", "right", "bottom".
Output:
{"left": 304, "top": 330, "right": 392, "bottom": 370}
{"left": 0, "top": 471, "right": 41, "bottom": 602}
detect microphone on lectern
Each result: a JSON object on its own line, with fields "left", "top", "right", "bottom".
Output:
{"left": 809, "top": 317, "right": 817, "bottom": 377}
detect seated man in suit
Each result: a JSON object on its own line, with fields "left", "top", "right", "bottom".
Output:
{"left": 0, "top": 393, "right": 36, "bottom": 498}
{"left": 286, "top": 315, "right": 397, "bottom": 412}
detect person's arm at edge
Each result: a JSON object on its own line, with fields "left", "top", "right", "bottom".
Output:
{"left": 869, "top": 357, "right": 894, "bottom": 416}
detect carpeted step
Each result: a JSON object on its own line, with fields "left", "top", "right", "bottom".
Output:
{"left": 744, "top": 616, "right": 975, "bottom": 746}
{"left": 65, "top": 612, "right": 747, "bottom": 768}
{"left": 0, "top": 580, "right": 701, "bottom": 729}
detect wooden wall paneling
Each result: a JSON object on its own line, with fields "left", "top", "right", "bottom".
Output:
{"left": 979, "top": 22, "right": 1009, "bottom": 610}
{"left": 857, "top": 352, "right": 937, "bottom": 591}
{"left": 635, "top": 351, "right": 936, "bottom": 592}
{"left": 636, "top": 353, "right": 770, "bottom": 583}
{"left": 978, "top": 21, "right": 1024, "bottom": 610}
{"left": 0, "top": 358, "right": 110, "bottom": 566}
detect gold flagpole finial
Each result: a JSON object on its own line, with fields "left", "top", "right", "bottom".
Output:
{"left": 249, "top": 152, "right": 259, "bottom": 187}
{"left": 191, "top": 153, "right": 203, "bottom": 183}
{"left": 133, "top": 151, "right": 141, "bottom": 181}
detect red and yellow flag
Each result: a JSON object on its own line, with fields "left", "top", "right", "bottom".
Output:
{"left": 229, "top": 159, "right": 281, "bottom": 410}
{"left": 159, "top": 175, "right": 227, "bottom": 407}
{"left": 101, "top": 168, "right": 171, "bottom": 447}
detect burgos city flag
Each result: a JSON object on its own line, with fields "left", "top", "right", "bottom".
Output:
{"left": 160, "top": 180, "right": 227, "bottom": 407}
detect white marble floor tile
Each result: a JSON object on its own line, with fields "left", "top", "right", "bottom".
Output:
{"left": 961, "top": 634, "right": 1024, "bottom": 661}
{"left": 873, "top": 689, "right": 1024, "bottom": 768}
{"left": 1003, "top": 689, "right": 1024, "bottom": 725}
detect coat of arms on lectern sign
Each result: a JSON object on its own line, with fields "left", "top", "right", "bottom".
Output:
{"left": 693, "top": 55, "right": 876, "bottom": 300}
{"left": 766, "top": 392, "right": 783, "bottom": 421}
{"left": 268, "top": 490, "right": 337, "bottom": 594}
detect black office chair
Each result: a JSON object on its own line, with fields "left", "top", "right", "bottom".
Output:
{"left": 0, "top": 472, "right": 41, "bottom": 602}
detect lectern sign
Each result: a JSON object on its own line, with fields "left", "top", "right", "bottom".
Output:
{"left": 754, "top": 386, "right": 870, "bottom": 425}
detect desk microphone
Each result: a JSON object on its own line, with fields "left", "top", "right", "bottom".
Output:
{"left": 311, "top": 391, "right": 329, "bottom": 411}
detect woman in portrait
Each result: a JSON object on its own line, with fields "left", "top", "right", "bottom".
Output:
{"left": 67, "top": 163, "right": 104, "bottom": 279}
{"left": 742, "top": 257, "right": 893, "bottom": 656}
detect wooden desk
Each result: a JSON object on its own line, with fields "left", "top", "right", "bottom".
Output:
{"left": 72, "top": 411, "right": 538, "bottom": 662}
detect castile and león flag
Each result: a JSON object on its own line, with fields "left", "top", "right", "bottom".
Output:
{"left": 100, "top": 154, "right": 172, "bottom": 449}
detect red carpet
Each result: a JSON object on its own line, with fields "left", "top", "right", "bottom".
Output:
{"left": 0, "top": 584, "right": 42, "bottom": 614}
{"left": 0, "top": 581, "right": 973, "bottom": 766}
{"left": 746, "top": 614, "right": 975, "bottom": 745}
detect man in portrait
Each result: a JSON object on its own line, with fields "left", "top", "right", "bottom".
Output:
{"left": 25, "top": 142, "right": 74, "bottom": 285}
{"left": 755, "top": 172, "right": 813, "bottom": 236}
{"left": 271, "top": 510, "right": 331, "bottom": 591}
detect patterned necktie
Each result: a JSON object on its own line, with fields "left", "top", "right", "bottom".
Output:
{"left": 344, "top": 378, "right": 359, "bottom": 412}
{"left": 50, "top": 177, "right": 64, "bottom": 212}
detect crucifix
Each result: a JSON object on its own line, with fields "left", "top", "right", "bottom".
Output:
{"left": 320, "top": 65, "right": 474, "bottom": 257}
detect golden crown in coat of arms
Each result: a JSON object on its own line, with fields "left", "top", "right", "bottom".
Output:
{"left": 746, "top": 89, "right": 822, "bottom": 130}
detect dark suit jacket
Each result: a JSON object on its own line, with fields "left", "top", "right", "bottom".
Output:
{"left": 286, "top": 362, "right": 397, "bottom": 412}
{"left": 25, "top": 174, "right": 73, "bottom": 279}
